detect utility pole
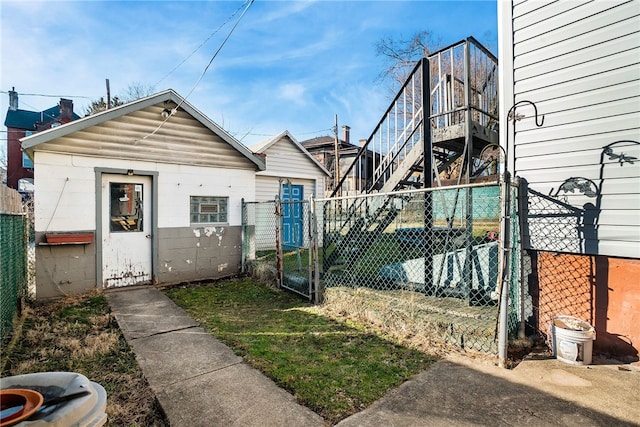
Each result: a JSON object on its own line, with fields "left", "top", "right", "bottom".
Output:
{"left": 106, "top": 79, "right": 111, "bottom": 109}
{"left": 333, "top": 114, "right": 340, "bottom": 196}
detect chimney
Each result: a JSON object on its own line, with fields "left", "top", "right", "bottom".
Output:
{"left": 342, "top": 125, "right": 350, "bottom": 145}
{"left": 9, "top": 87, "right": 18, "bottom": 111}
{"left": 359, "top": 138, "right": 367, "bottom": 147}
{"left": 59, "top": 98, "right": 74, "bottom": 122}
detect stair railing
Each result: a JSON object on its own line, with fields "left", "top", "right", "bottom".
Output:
{"left": 330, "top": 58, "right": 427, "bottom": 198}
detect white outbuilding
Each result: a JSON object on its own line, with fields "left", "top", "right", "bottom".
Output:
{"left": 21, "top": 89, "right": 265, "bottom": 299}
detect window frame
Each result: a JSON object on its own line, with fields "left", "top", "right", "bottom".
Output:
{"left": 190, "top": 196, "right": 229, "bottom": 225}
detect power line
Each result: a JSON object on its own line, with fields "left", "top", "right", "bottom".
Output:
{"left": 153, "top": 1, "right": 250, "bottom": 89}
{"left": 181, "top": 0, "right": 254, "bottom": 104}
{"left": 0, "top": 90, "right": 93, "bottom": 99}
{"left": 242, "top": 128, "right": 333, "bottom": 138}
{"left": 16, "top": 100, "right": 61, "bottom": 123}
{"left": 135, "top": 0, "right": 255, "bottom": 144}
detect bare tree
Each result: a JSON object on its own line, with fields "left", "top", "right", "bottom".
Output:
{"left": 376, "top": 31, "right": 442, "bottom": 91}
{"left": 122, "top": 82, "right": 155, "bottom": 101}
{"left": 84, "top": 82, "right": 155, "bottom": 116}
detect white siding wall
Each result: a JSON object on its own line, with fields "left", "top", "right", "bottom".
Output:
{"left": 500, "top": 0, "right": 640, "bottom": 258}
{"left": 35, "top": 103, "right": 257, "bottom": 170}
{"left": 34, "top": 152, "right": 255, "bottom": 232}
{"left": 255, "top": 176, "right": 316, "bottom": 202}
{"left": 255, "top": 136, "right": 326, "bottom": 201}
{"left": 34, "top": 152, "right": 97, "bottom": 232}
{"left": 156, "top": 163, "right": 255, "bottom": 228}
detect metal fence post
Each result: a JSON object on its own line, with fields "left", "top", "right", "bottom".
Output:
{"left": 241, "top": 198, "right": 246, "bottom": 273}
{"left": 310, "top": 195, "right": 321, "bottom": 303}
{"left": 274, "top": 194, "right": 283, "bottom": 288}
{"left": 516, "top": 177, "right": 528, "bottom": 339}
{"left": 498, "top": 171, "right": 512, "bottom": 368}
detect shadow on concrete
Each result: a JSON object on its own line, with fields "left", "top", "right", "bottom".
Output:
{"left": 337, "top": 355, "right": 640, "bottom": 426}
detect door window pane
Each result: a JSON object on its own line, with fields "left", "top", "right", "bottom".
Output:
{"left": 110, "top": 183, "right": 143, "bottom": 232}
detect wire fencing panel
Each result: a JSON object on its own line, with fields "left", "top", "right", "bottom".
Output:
{"left": 518, "top": 183, "right": 593, "bottom": 347}
{"left": 509, "top": 182, "right": 524, "bottom": 342}
{"left": 1, "top": 186, "right": 28, "bottom": 340}
{"left": 242, "top": 200, "right": 278, "bottom": 277}
{"left": 319, "top": 183, "right": 510, "bottom": 355}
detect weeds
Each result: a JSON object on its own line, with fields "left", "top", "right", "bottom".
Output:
{"left": 1, "top": 293, "right": 168, "bottom": 427}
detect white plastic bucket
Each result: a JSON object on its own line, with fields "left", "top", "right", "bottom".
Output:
{"left": 551, "top": 315, "right": 596, "bottom": 365}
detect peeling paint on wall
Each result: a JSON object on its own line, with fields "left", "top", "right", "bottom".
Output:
{"left": 156, "top": 226, "right": 242, "bottom": 286}
{"left": 194, "top": 227, "right": 225, "bottom": 246}
{"left": 215, "top": 227, "right": 225, "bottom": 246}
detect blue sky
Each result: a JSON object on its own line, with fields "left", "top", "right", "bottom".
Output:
{"left": 1, "top": 0, "right": 497, "bottom": 154}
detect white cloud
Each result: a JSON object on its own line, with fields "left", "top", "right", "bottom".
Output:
{"left": 278, "top": 82, "right": 307, "bottom": 105}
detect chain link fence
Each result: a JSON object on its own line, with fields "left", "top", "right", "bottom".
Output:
{"left": 1, "top": 186, "right": 30, "bottom": 341}
{"left": 518, "top": 182, "right": 594, "bottom": 347}
{"left": 242, "top": 182, "right": 523, "bottom": 357}
{"left": 319, "top": 182, "right": 520, "bottom": 355}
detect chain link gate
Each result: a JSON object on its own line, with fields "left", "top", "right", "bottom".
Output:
{"left": 242, "top": 197, "right": 314, "bottom": 300}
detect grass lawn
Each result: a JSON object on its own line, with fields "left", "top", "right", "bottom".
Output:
{"left": 166, "top": 278, "right": 437, "bottom": 424}
{"left": 1, "top": 294, "right": 168, "bottom": 427}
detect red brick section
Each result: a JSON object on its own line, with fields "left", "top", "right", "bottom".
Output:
{"left": 5, "top": 126, "right": 32, "bottom": 190}
{"left": 535, "top": 251, "right": 640, "bottom": 358}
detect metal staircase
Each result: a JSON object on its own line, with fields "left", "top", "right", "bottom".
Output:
{"left": 324, "top": 37, "right": 499, "bottom": 273}
{"left": 331, "top": 36, "right": 498, "bottom": 198}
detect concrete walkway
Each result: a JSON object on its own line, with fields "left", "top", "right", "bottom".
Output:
{"left": 106, "top": 287, "right": 324, "bottom": 427}
{"left": 107, "top": 286, "right": 640, "bottom": 427}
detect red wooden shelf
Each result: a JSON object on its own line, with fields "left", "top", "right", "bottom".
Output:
{"left": 43, "top": 233, "right": 94, "bottom": 245}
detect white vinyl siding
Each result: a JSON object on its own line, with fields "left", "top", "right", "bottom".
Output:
{"left": 501, "top": 0, "right": 640, "bottom": 258}
{"left": 254, "top": 135, "right": 326, "bottom": 202}
{"left": 32, "top": 103, "right": 257, "bottom": 170}
{"left": 255, "top": 176, "right": 315, "bottom": 203}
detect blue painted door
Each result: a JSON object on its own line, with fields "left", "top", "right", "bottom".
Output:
{"left": 282, "top": 184, "right": 303, "bottom": 250}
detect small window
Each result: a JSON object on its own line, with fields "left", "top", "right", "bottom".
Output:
{"left": 22, "top": 153, "right": 34, "bottom": 169}
{"left": 190, "top": 196, "right": 228, "bottom": 224}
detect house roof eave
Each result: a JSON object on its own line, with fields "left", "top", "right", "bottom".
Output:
{"left": 253, "top": 130, "right": 331, "bottom": 176}
{"left": 20, "top": 89, "right": 265, "bottom": 171}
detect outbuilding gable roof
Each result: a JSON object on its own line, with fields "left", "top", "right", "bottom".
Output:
{"left": 20, "top": 89, "right": 265, "bottom": 171}
{"left": 252, "top": 130, "right": 330, "bottom": 176}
